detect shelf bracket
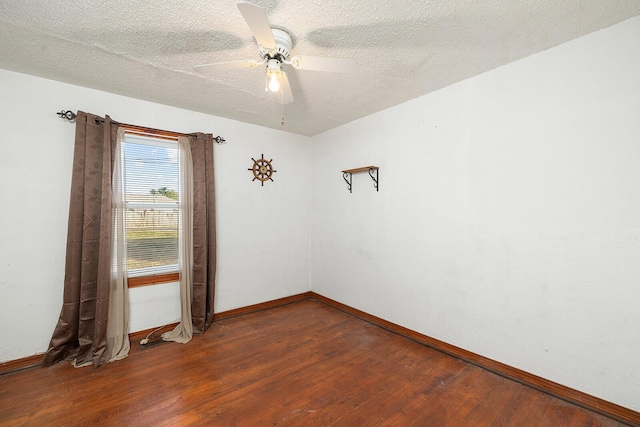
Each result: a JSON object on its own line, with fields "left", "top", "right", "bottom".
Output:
{"left": 341, "top": 166, "right": 379, "bottom": 193}
{"left": 343, "top": 171, "right": 353, "bottom": 193}
{"left": 368, "top": 167, "right": 378, "bottom": 191}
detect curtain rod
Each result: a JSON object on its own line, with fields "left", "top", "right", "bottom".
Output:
{"left": 56, "top": 110, "right": 226, "bottom": 144}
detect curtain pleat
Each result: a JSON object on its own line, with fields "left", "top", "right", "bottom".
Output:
{"left": 42, "top": 112, "right": 121, "bottom": 368}
{"left": 190, "top": 133, "right": 217, "bottom": 334}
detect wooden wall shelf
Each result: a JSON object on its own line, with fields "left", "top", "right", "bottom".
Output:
{"left": 342, "top": 166, "right": 379, "bottom": 193}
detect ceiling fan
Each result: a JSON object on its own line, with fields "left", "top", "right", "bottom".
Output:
{"left": 193, "top": 2, "right": 357, "bottom": 105}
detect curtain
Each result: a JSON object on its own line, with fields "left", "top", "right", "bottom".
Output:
{"left": 189, "top": 133, "right": 217, "bottom": 334}
{"left": 162, "top": 136, "right": 194, "bottom": 343}
{"left": 44, "top": 117, "right": 215, "bottom": 365}
{"left": 107, "top": 128, "right": 130, "bottom": 360}
{"left": 163, "top": 133, "right": 216, "bottom": 338}
{"left": 42, "top": 112, "right": 128, "bottom": 368}
{"left": 162, "top": 133, "right": 216, "bottom": 343}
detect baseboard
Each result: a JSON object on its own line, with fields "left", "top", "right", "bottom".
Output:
{"left": 213, "top": 292, "right": 313, "bottom": 321}
{"left": 131, "top": 292, "right": 314, "bottom": 339}
{"left": 308, "top": 292, "right": 640, "bottom": 427}
{"left": 0, "top": 353, "right": 44, "bottom": 376}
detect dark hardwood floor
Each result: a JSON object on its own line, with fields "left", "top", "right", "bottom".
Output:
{"left": 0, "top": 299, "right": 631, "bottom": 426}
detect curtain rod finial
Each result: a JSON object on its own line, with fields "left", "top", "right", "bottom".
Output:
{"left": 214, "top": 136, "right": 226, "bottom": 144}
{"left": 57, "top": 110, "right": 76, "bottom": 122}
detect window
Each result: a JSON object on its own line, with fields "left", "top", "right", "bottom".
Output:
{"left": 120, "top": 133, "right": 181, "bottom": 287}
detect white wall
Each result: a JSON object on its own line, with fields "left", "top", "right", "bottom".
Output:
{"left": 0, "top": 69, "right": 310, "bottom": 362}
{"left": 310, "top": 17, "right": 640, "bottom": 411}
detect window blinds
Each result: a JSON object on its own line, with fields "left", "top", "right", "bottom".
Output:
{"left": 122, "top": 135, "right": 180, "bottom": 276}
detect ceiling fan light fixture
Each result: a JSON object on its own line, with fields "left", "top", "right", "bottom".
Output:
{"left": 268, "top": 73, "right": 280, "bottom": 92}
{"left": 266, "top": 58, "right": 283, "bottom": 92}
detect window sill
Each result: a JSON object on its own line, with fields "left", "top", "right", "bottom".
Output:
{"left": 127, "top": 272, "right": 180, "bottom": 288}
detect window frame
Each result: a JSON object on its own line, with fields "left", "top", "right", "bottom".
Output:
{"left": 120, "top": 132, "right": 182, "bottom": 288}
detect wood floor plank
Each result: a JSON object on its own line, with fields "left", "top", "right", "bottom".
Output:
{"left": 0, "top": 299, "right": 633, "bottom": 426}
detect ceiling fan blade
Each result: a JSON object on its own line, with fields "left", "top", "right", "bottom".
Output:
{"left": 193, "top": 59, "right": 262, "bottom": 73}
{"left": 289, "top": 55, "right": 357, "bottom": 73}
{"left": 237, "top": 2, "right": 277, "bottom": 51}
{"left": 277, "top": 71, "right": 294, "bottom": 105}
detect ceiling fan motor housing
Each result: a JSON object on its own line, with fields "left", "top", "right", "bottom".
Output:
{"left": 258, "top": 28, "right": 293, "bottom": 61}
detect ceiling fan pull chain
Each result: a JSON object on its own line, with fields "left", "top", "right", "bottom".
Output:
{"left": 281, "top": 86, "right": 285, "bottom": 126}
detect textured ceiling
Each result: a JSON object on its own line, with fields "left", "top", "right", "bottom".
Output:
{"left": 1, "top": 1, "right": 639, "bottom": 136}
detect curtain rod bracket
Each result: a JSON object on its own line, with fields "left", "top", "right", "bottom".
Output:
{"left": 57, "top": 110, "right": 76, "bottom": 122}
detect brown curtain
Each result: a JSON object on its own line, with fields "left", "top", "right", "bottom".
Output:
{"left": 190, "top": 133, "right": 217, "bottom": 334}
{"left": 42, "top": 112, "right": 119, "bottom": 368}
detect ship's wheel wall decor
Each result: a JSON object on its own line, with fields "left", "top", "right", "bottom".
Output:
{"left": 248, "top": 154, "right": 277, "bottom": 186}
